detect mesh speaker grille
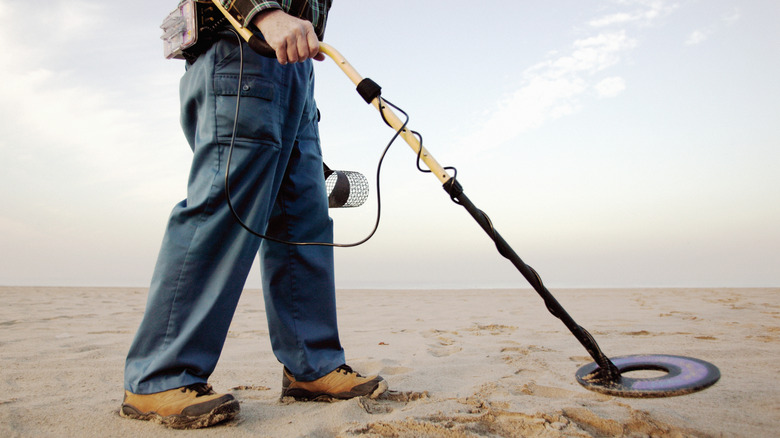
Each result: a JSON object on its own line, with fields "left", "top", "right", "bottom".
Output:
{"left": 325, "top": 170, "right": 369, "bottom": 208}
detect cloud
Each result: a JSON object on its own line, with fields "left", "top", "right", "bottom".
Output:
{"left": 685, "top": 8, "right": 741, "bottom": 46}
{"left": 451, "top": 1, "right": 678, "bottom": 154}
{"left": 721, "top": 8, "right": 741, "bottom": 25}
{"left": 454, "top": 31, "right": 636, "bottom": 153}
{"left": 595, "top": 76, "right": 627, "bottom": 98}
{"left": 52, "top": 1, "right": 106, "bottom": 40}
{"left": 0, "top": 0, "right": 184, "bottom": 207}
{"left": 589, "top": 12, "right": 636, "bottom": 28}
{"left": 685, "top": 29, "right": 708, "bottom": 46}
{"left": 0, "top": 42, "right": 135, "bottom": 185}
{"left": 589, "top": 0, "right": 679, "bottom": 28}
{"left": 547, "top": 32, "right": 637, "bottom": 75}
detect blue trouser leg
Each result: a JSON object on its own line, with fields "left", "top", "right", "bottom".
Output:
{"left": 260, "top": 115, "right": 344, "bottom": 382}
{"left": 124, "top": 36, "right": 344, "bottom": 394}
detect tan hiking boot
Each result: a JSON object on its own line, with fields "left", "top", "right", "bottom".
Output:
{"left": 120, "top": 383, "right": 239, "bottom": 429}
{"left": 281, "top": 364, "right": 388, "bottom": 401}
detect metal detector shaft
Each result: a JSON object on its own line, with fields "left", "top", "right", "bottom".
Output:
{"left": 317, "top": 42, "right": 620, "bottom": 382}
{"left": 444, "top": 182, "right": 620, "bottom": 381}
{"left": 318, "top": 44, "right": 451, "bottom": 184}
{"left": 205, "top": 5, "right": 621, "bottom": 381}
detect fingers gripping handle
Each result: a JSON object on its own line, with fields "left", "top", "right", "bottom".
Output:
{"left": 247, "top": 36, "right": 276, "bottom": 58}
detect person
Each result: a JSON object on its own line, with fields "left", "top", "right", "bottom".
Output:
{"left": 120, "top": 0, "right": 387, "bottom": 429}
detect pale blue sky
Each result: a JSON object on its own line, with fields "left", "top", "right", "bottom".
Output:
{"left": 1, "top": 0, "right": 777, "bottom": 288}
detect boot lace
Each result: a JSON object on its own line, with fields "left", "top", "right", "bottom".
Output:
{"left": 336, "top": 364, "right": 363, "bottom": 377}
{"left": 182, "top": 383, "right": 215, "bottom": 397}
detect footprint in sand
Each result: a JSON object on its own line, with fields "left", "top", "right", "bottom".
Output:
{"left": 380, "top": 366, "right": 414, "bottom": 376}
{"left": 428, "top": 343, "right": 462, "bottom": 357}
{"left": 562, "top": 406, "right": 692, "bottom": 437}
{"left": 518, "top": 382, "right": 611, "bottom": 401}
{"left": 358, "top": 390, "right": 429, "bottom": 414}
{"left": 374, "top": 358, "right": 414, "bottom": 376}
{"left": 658, "top": 310, "right": 699, "bottom": 321}
{"left": 230, "top": 385, "right": 271, "bottom": 401}
{"left": 422, "top": 325, "right": 521, "bottom": 357}
{"left": 421, "top": 329, "right": 462, "bottom": 357}
{"left": 466, "top": 323, "right": 517, "bottom": 336}
{"left": 622, "top": 330, "right": 654, "bottom": 336}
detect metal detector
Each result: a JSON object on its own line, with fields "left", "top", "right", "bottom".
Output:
{"left": 212, "top": 2, "right": 720, "bottom": 398}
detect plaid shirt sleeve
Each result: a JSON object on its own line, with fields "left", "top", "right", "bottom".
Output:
{"left": 220, "top": 0, "right": 332, "bottom": 39}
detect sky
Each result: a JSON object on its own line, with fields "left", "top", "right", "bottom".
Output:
{"left": 0, "top": 0, "right": 778, "bottom": 289}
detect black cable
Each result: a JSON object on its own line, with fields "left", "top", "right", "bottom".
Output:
{"left": 376, "top": 101, "right": 460, "bottom": 202}
{"left": 376, "top": 99, "right": 460, "bottom": 196}
{"left": 409, "top": 129, "right": 457, "bottom": 181}
{"left": 223, "top": 29, "right": 402, "bottom": 247}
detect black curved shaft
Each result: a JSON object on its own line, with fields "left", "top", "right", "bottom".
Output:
{"left": 444, "top": 180, "right": 621, "bottom": 382}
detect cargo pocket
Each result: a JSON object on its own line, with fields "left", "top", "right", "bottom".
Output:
{"left": 214, "top": 74, "right": 281, "bottom": 147}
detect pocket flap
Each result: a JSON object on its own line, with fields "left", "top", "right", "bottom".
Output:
{"left": 214, "top": 74, "right": 274, "bottom": 100}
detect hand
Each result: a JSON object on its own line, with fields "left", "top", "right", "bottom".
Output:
{"left": 251, "top": 9, "right": 324, "bottom": 65}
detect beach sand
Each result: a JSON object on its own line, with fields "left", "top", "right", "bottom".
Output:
{"left": 0, "top": 286, "right": 778, "bottom": 437}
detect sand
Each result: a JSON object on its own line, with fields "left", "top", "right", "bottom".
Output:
{"left": 0, "top": 286, "right": 778, "bottom": 437}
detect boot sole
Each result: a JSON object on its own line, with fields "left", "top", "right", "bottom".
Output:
{"left": 120, "top": 398, "right": 240, "bottom": 429}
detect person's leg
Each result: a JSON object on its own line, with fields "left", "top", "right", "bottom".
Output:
{"left": 259, "top": 60, "right": 346, "bottom": 382}
{"left": 258, "top": 58, "right": 387, "bottom": 401}
{"left": 124, "top": 37, "right": 291, "bottom": 395}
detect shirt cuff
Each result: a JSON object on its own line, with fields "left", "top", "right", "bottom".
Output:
{"left": 239, "top": 1, "right": 283, "bottom": 27}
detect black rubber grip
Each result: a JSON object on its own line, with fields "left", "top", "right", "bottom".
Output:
{"left": 248, "top": 35, "right": 277, "bottom": 58}
{"left": 356, "top": 78, "right": 382, "bottom": 103}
